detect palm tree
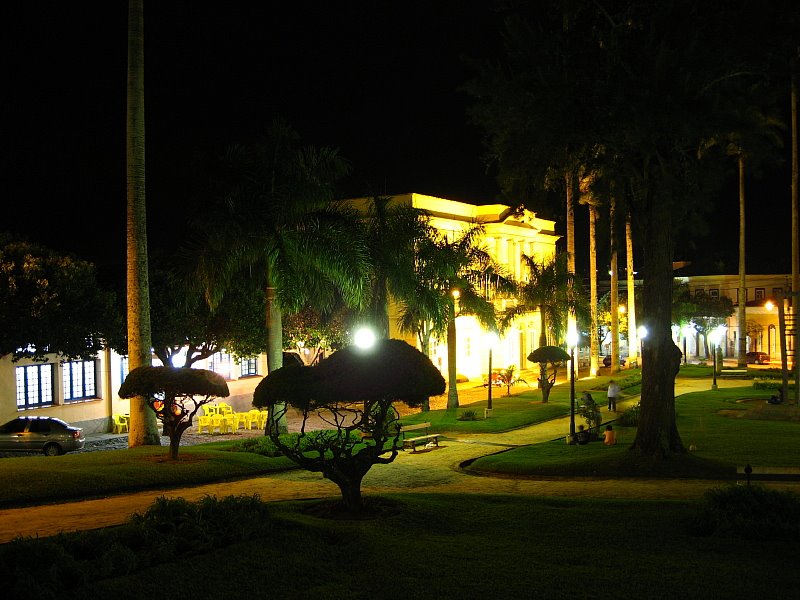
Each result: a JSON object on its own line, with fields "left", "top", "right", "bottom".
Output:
{"left": 193, "top": 120, "right": 370, "bottom": 433}
{"left": 505, "top": 252, "right": 575, "bottom": 402}
{"left": 126, "top": 0, "right": 160, "bottom": 446}
{"left": 579, "top": 170, "right": 601, "bottom": 376}
{"left": 357, "top": 196, "right": 432, "bottom": 339}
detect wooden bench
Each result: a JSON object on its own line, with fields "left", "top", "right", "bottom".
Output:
{"left": 737, "top": 465, "right": 800, "bottom": 480}
{"left": 720, "top": 369, "right": 749, "bottom": 378}
{"left": 399, "top": 422, "right": 440, "bottom": 452}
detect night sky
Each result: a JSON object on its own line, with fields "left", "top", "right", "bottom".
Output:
{"left": 3, "top": 1, "right": 795, "bottom": 276}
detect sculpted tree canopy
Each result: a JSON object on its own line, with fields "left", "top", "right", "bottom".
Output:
{"left": 527, "top": 345, "right": 570, "bottom": 403}
{"left": 119, "top": 366, "right": 229, "bottom": 459}
{"left": 253, "top": 339, "right": 445, "bottom": 513}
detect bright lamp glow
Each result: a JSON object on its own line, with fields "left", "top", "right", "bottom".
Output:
{"left": 566, "top": 327, "right": 579, "bottom": 349}
{"left": 637, "top": 325, "right": 648, "bottom": 339}
{"left": 353, "top": 327, "right": 376, "bottom": 350}
{"left": 484, "top": 331, "right": 499, "bottom": 347}
{"left": 765, "top": 300, "right": 774, "bottom": 311}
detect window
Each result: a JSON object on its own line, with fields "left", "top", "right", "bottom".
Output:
{"left": 239, "top": 357, "right": 258, "bottom": 377}
{"left": 16, "top": 364, "right": 54, "bottom": 409}
{"left": 62, "top": 360, "right": 97, "bottom": 402}
{"left": 709, "top": 289, "right": 719, "bottom": 299}
{"left": 755, "top": 288, "right": 765, "bottom": 300}
{"left": 209, "top": 351, "right": 232, "bottom": 380}
{"left": 120, "top": 356, "right": 129, "bottom": 384}
{"left": 772, "top": 287, "right": 782, "bottom": 298}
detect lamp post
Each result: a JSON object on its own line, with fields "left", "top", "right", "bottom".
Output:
{"left": 709, "top": 327, "right": 720, "bottom": 390}
{"left": 485, "top": 331, "right": 499, "bottom": 415}
{"left": 566, "top": 328, "right": 579, "bottom": 441}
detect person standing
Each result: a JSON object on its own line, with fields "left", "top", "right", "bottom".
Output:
{"left": 607, "top": 380, "right": 620, "bottom": 411}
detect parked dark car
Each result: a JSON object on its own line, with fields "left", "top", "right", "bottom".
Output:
{"left": 0, "top": 416, "right": 85, "bottom": 456}
{"left": 746, "top": 351, "right": 770, "bottom": 365}
{"left": 602, "top": 356, "right": 626, "bottom": 368}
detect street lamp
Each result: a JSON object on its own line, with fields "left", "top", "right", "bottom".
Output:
{"left": 353, "top": 327, "right": 376, "bottom": 350}
{"left": 485, "top": 331, "right": 499, "bottom": 415}
{"left": 709, "top": 325, "right": 727, "bottom": 390}
{"left": 566, "top": 327, "right": 579, "bottom": 442}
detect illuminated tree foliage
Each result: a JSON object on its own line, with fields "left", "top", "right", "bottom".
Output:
{"left": 119, "top": 366, "right": 229, "bottom": 460}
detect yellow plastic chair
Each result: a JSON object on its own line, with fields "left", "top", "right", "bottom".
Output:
{"left": 217, "top": 402, "right": 233, "bottom": 415}
{"left": 246, "top": 409, "right": 261, "bottom": 429}
{"left": 204, "top": 405, "right": 219, "bottom": 416}
{"left": 222, "top": 413, "right": 236, "bottom": 433}
{"left": 112, "top": 414, "right": 129, "bottom": 434}
{"left": 256, "top": 410, "right": 269, "bottom": 430}
{"left": 196, "top": 415, "right": 212, "bottom": 434}
{"left": 210, "top": 414, "right": 225, "bottom": 434}
{"left": 234, "top": 413, "right": 248, "bottom": 430}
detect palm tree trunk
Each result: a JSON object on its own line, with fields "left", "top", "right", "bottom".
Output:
{"left": 631, "top": 188, "right": 684, "bottom": 455}
{"left": 737, "top": 155, "right": 747, "bottom": 368}
{"left": 565, "top": 172, "right": 577, "bottom": 379}
{"left": 126, "top": 0, "right": 159, "bottom": 446}
{"left": 609, "top": 196, "right": 620, "bottom": 373}
{"left": 626, "top": 208, "right": 638, "bottom": 364}
{"left": 589, "top": 205, "right": 599, "bottom": 376}
{"left": 265, "top": 267, "right": 288, "bottom": 433}
{"left": 791, "top": 67, "right": 799, "bottom": 400}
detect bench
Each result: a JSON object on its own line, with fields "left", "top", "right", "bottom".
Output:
{"left": 399, "top": 422, "right": 440, "bottom": 452}
{"left": 720, "top": 369, "right": 749, "bottom": 379}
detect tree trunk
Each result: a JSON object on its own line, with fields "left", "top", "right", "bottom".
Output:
{"left": 565, "top": 172, "right": 577, "bottom": 380}
{"left": 331, "top": 472, "right": 365, "bottom": 513}
{"left": 626, "top": 208, "right": 638, "bottom": 364}
{"left": 589, "top": 205, "right": 599, "bottom": 376}
{"left": 538, "top": 307, "right": 549, "bottom": 402}
{"left": 631, "top": 189, "right": 684, "bottom": 455}
{"left": 126, "top": 0, "right": 160, "bottom": 447}
{"left": 610, "top": 196, "right": 620, "bottom": 373}
{"left": 790, "top": 69, "right": 799, "bottom": 401}
{"left": 737, "top": 155, "right": 747, "bottom": 368}
{"left": 265, "top": 267, "right": 288, "bottom": 434}
{"left": 446, "top": 311, "right": 459, "bottom": 409}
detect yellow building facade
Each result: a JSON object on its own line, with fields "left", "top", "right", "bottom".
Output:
{"left": 346, "top": 193, "right": 560, "bottom": 383}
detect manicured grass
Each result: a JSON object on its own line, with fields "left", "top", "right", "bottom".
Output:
{"left": 468, "top": 385, "right": 800, "bottom": 477}
{"left": 74, "top": 493, "right": 799, "bottom": 598}
{"left": 0, "top": 443, "right": 295, "bottom": 509}
{"left": 400, "top": 379, "right": 610, "bottom": 434}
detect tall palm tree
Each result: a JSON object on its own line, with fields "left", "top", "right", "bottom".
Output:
{"left": 194, "top": 120, "right": 370, "bottom": 433}
{"left": 579, "top": 170, "right": 601, "bottom": 376}
{"left": 126, "top": 0, "right": 159, "bottom": 446}
{"left": 505, "top": 252, "right": 575, "bottom": 402}
{"left": 625, "top": 206, "right": 638, "bottom": 365}
{"left": 358, "top": 196, "right": 432, "bottom": 339}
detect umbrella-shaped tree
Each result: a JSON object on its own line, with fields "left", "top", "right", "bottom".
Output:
{"left": 253, "top": 339, "right": 445, "bottom": 513}
{"left": 119, "top": 366, "right": 229, "bottom": 460}
{"left": 527, "top": 345, "right": 570, "bottom": 403}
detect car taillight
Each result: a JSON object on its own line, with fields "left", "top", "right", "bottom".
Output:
{"left": 72, "top": 430, "right": 81, "bottom": 439}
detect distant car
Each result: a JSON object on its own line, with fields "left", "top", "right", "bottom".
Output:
{"left": 0, "top": 416, "right": 85, "bottom": 456}
{"left": 746, "top": 351, "right": 770, "bottom": 365}
{"left": 602, "top": 356, "right": 626, "bottom": 368}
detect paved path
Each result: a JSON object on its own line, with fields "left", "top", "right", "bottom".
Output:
{"left": 0, "top": 376, "right": 790, "bottom": 544}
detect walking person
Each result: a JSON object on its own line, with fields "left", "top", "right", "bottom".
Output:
{"left": 607, "top": 380, "right": 620, "bottom": 412}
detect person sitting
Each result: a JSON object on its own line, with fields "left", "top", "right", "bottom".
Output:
{"left": 766, "top": 388, "right": 783, "bottom": 405}
{"left": 603, "top": 424, "right": 617, "bottom": 446}
{"left": 575, "top": 425, "right": 590, "bottom": 445}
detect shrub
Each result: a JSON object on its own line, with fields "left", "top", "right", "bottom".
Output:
{"left": 617, "top": 403, "right": 640, "bottom": 427}
{"left": 0, "top": 494, "right": 274, "bottom": 594}
{"left": 232, "top": 430, "right": 362, "bottom": 456}
{"left": 458, "top": 409, "right": 479, "bottom": 421}
{"left": 692, "top": 484, "right": 800, "bottom": 540}
{"left": 617, "top": 373, "right": 642, "bottom": 390}
{"left": 753, "top": 379, "right": 796, "bottom": 391}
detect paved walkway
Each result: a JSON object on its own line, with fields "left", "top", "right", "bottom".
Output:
{"left": 0, "top": 376, "right": 791, "bottom": 544}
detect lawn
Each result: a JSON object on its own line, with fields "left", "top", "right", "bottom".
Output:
{"left": 399, "top": 377, "right": 616, "bottom": 434}
{"left": 466, "top": 385, "right": 800, "bottom": 478}
{"left": 45, "top": 493, "right": 800, "bottom": 598}
{"left": 0, "top": 443, "right": 296, "bottom": 509}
